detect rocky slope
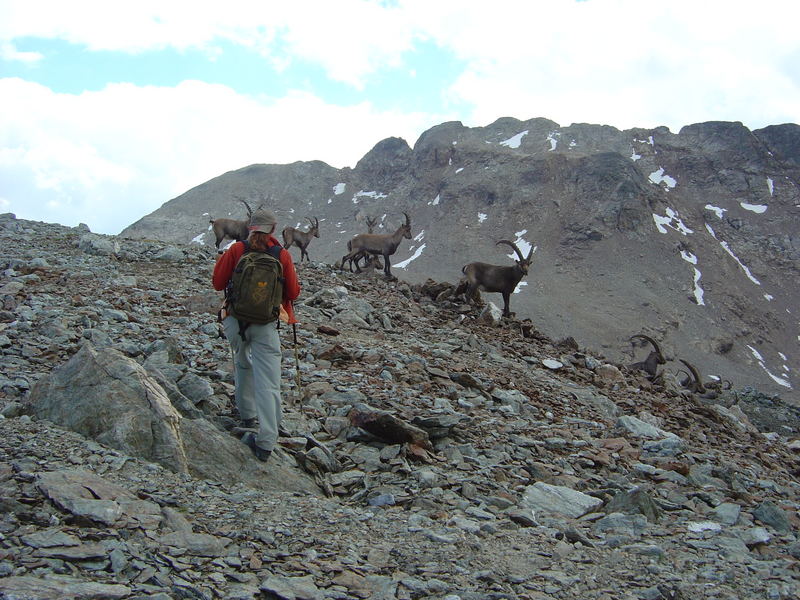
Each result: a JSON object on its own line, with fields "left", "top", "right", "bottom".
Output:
{"left": 119, "top": 117, "right": 800, "bottom": 398}
{"left": 1, "top": 214, "right": 799, "bottom": 600}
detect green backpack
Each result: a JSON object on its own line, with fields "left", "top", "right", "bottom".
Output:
{"left": 226, "top": 242, "right": 284, "bottom": 328}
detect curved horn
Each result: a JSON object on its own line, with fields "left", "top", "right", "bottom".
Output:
{"left": 679, "top": 359, "right": 706, "bottom": 393}
{"left": 314, "top": 216, "right": 319, "bottom": 228}
{"left": 629, "top": 334, "right": 665, "bottom": 362}
{"left": 496, "top": 240, "right": 524, "bottom": 262}
{"left": 403, "top": 212, "right": 410, "bottom": 226}
{"left": 240, "top": 199, "right": 253, "bottom": 218}
{"left": 306, "top": 217, "right": 316, "bottom": 227}
{"left": 675, "top": 369, "right": 692, "bottom": 386}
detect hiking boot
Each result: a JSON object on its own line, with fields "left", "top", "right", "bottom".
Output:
{"left": 241, "top": 418, "right": 258, "bottom": 430}
{"left": 242, "top": 432, "right": 272, "bottom": 462}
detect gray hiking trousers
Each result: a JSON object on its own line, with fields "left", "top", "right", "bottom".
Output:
{"left": 222, "top": 316, "right": 282, "bottom": 452}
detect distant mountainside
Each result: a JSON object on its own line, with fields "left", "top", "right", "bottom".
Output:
{"left": 121, "top": 117, "right": 800, "bottom": 397}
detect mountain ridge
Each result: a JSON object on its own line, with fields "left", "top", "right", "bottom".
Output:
{"left": 121, "top": 116, "right": 800, "bottom": 398}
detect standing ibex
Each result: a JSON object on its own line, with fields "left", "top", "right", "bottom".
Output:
{"left": 346, "top": 215, "right": 382, "bottom": 272}
{"left": 340, "top": 212, "right": 411, "bottom": 278}
{"left": 629, "top": 334, "right": 666, "bottom": 380}
{"left": 210, "top": 200, "right": 255, "bottom": 251}
{"left": 282, "top": 217, "right": 319, "bottom": 262}
{"left": 459, "top": 240, "right": 535, "bottom": 318}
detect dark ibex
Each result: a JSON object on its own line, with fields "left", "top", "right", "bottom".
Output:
{"left": 346, "top": 215, "right": 382, "bottom": 272}
{"left": 282, "top": 217, "right": 319, "bottom": 262}
{"left": 210, "top": 200, "right": 255, "bottom": 251}
{"left": 340, "top": 212, "right": 411, "bottom": 278}
{"left": 459, "top": 240, "right": 535, "bottom": 318}
{"left": 629, "top": 334, "right": 666, "bottom": 380}
{"left": 677, "top": 359, "right": 732, "bottom": 398}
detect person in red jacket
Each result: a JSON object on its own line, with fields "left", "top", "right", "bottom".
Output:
{"left": 212, "top": 209, "right": 300, "bottom": 461}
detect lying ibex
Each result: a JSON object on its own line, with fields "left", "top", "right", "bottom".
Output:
{"left": 677, "top": 359, "right": 732, "bottom": 398}
{"left": 459, "top": 240, "right": 534, "bottom": 317}
{"left": 282, "top": 217, "right": 319, "bottom": 262}
{"left": 210, "top": 200, "right": 255, "bottom": 250}
{"left": 340, "top": 212, "right": 411, "bottom": 278}
{"left": 629, "top": 334, "right": 666, "bottom": 380}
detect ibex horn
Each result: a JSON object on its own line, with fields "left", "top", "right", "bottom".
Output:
{"left": 240, "top": 200, "right": 253, "bottom": 218}
{"left": 629, "top": 334, "right": 665, "bottom": 362}
{"left": 496, "top": 240, "right": 524, "bottom": 262}
{"left": 679, "top": 359, "right": 706, "bottom": 393}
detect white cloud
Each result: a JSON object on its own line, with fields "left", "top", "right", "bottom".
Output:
{"left": 0, "top": 41, "right": 42, "bottom": 63}
{"left": 0, "top": 78, "right": 434, "bottom": 233}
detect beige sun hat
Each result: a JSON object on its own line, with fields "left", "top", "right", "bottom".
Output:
{"left": 248, "top": 209, "right": 278, "bottom": 233}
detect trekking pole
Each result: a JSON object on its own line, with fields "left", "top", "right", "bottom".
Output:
{"left": 292, "top": 322, "right": 303, "bottom": 403}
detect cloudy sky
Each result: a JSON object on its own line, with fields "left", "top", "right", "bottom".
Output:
{"left": 1, "top": 0, "right": 799, "bottom": 235}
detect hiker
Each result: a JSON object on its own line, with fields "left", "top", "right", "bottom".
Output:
{"left": 212, "top": 209, "right": 300, "bottom": 461}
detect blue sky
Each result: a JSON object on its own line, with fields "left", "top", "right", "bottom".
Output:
{"left": 1, "top": 0, "right": 799, "bottom": 235}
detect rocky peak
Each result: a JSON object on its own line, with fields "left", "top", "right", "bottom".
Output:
{"left": 120, "top": 116, "right": 800, "bottom": 397}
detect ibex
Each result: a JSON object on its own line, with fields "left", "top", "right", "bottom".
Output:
{"left": 210, "top": 200, "right": 255, "bottom": 251}
{"left": 459, "top": 240, "right": 535, "bottom": 318}
{"left": 629, "top": 334, "right": 666, "bottom": 380}
{"left": 340, "top": 212, "right": 411, "bottom": 278}
{"left": 677, "top": 359, "right": 732, "bottom": 398}
{"left": 346, "top": 215, "right": 382, "bottom": 272}
{"left": 282, "top": 217, "right": 319, "bottom": 262}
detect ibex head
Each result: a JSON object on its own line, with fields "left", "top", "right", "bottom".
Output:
{"left": 306, "top": 217, "right": 320, "bottom": 237}
{"left": 496, "top": 240, "right": 534, "bottom": 274}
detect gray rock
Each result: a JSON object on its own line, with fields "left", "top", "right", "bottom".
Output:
{"left": 260, "top": 574, "right": 323, "bottom": 600}
{"left": 29, "top": 343, "right": 190, "bottom": 474}
{"left": 521, "top": 482, "right": 603, "bottom": 518}
{"left": 0, "top": 575, "right": 131, "bottom": 599}
{"left": 752, "top": 500, "right": 792, "bottom": 532}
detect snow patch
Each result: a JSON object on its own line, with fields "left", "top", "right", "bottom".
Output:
{"left": 394, "top": 243, "right": 426, "bottom": 269}
{"left": 740, "top": 202, "right": 767, "bottom": 214}
{"left": 649, "top": 168, "right": 677, "bottom": 190}
{"left": 747, "top": 345, "right": 792, "bottom": 389}
{"left": 719, "top": 240, "right": 761, "bottom": 285}
{"left": 546, "top": 131, "right": 560, "bottom": 151}
{"left": 455, "top": 167, "right": 464, "bottom": 174}
{"left": 478, "top": 213, "right": 487, "bottom": 223}
{"left": 428, "top": 194, "right": 440, "bottom": 206}
{"left": 352, "top": 190, "right": 387, "bottom": 204}
{"left": 499, "top": 130, "right": 528, "bottom": 149}
{"left": 652, "top": 208, "right": 693, "bottom": 235}
{"left": 333, "top": 183, "right": 346, "bottom": 195}
{"left": 507, "top": 230, "right": 535, "bottom": 259}
{"left": 767, "top": 177, "right": 774, "bottom": 196}
{"left": 704, "top": 205, "right": 726, "bottom": 219}
{"left": 680, "top": 251, "right": 704, "bottom": 305}
{"left": 190, "top": 232, "right": 206, "bottom": 245}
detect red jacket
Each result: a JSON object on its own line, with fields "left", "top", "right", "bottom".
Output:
{"left": 212, "top": 238, "right": 300, "bottom": 324}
